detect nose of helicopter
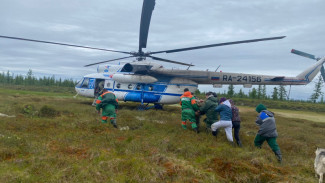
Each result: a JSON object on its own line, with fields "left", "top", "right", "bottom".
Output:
{"left": 74, "top": 79, "right": 83, "bottom": 96}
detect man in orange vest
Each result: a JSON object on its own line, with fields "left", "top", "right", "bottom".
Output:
{"left": 96, "top": 89, "right": 118, "bottom": 128}
{"left": 180, "top": 88, "right": 199, "bottom": 133}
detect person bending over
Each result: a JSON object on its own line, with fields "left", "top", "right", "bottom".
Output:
{"left": 211, "top": 97, "right": 234, "bottom": 144}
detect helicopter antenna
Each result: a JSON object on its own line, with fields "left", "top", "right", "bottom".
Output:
{"left": 215, "top": 65, "right": 221, "bottom": 72}
{"left": 187, "top": 63, "right": 192, "bottom": 70}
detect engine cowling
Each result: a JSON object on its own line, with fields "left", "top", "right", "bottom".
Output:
{"left": 111, "top": 74, "right": 157, "bottom": 83}
{"left": 97, "top": 64, "right": 125, "bottom": 73}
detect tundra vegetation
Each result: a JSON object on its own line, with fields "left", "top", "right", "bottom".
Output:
{"left": 0, "top": 85, "right": 324, "bottom": 183}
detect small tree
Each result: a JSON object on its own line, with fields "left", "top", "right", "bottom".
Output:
{"left": 310, "top": 75, "right": 324, "bottom": 103}
{"left": 249, "top": 88, "right": 257, "bottom": 99}
{"left": 26, "top": 69, "right": 33, "bottom": 85}
{"left": 262, "top": 85, "right": 267, "bottom": 99}
{"left": 238, "top": 89, "right": 245, "bottom": 98}
{"left": 272, "top": 87, "right": 278, "bottom": 100}
{"left": 6, "top": 70, "right": 11, "bottom": 84}
{"left": 227, "top": 84, "right": 235, "bottom": 97}
{"left": 278, "top": 85, "right": 287, "bottom": 100}
{"left": 257, "top": 85, "right": 262, "bottom": 99}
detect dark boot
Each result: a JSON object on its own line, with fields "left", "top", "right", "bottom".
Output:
{"left": 212, "top": 130, "right": 218, "bottom": 137}
{"left": 274, "top": 150, "right": 282, "bottom": 163}
{"left": 193, "top": 128, "right": 200, "bottom": 134}
{"left": 237, "top": 140, "right": 243, "bottom": 148}
{"left": 111, "top": 119, "right": 118, "bottom": 128}
{"left": 205, "top": 127, "right": 211, "bottom": 134}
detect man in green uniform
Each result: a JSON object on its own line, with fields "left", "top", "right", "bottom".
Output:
{"left": 96, "top": 89, "right": 118, "bottom": 128}
{"left": 180, "top": 88, "right": 199, "bottom": 133}
{"left": 196, "top": 92, "right": 219, "bottom": 131}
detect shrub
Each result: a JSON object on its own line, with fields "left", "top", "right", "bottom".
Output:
{"left": 20, "top": 104, "right": 38, "bottom": 117}
{"left": 39, "top": 105, "right": 59, "bottom": 117}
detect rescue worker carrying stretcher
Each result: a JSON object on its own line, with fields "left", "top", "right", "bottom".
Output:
{"left": 180, "top": 88, "right": 199, "bottom": 133}
{"left": 96, "top": 89, "right": 118, "bottom": 128}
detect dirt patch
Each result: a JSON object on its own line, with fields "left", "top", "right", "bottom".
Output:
{"left": 239, "top": 106, "right": 325, "bottom": 123}
{"left": 274, "top": 110, "right": 325, "bottom": 123}
{"left": 47, "top": 141, "right": 89, "bottom": 159}
{"left": 117, "top": 136, "right": 126, "bottom": 141}
{"left": 209, "top": 157, "right": 290, "bottom": 182}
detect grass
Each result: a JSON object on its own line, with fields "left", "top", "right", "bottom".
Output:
{"left": 0, "top": 87, "right": 325, "bottom": 182}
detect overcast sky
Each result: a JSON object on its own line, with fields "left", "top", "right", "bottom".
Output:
{"left": 0, "top": 0, "right": 324, "bottom": 100}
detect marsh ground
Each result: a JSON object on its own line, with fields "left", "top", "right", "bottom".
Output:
{"left": 0, "top": 88, "right": 324, "bottom": 182}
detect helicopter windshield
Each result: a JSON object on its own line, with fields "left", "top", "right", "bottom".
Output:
{"left": 75, "top": 78, "right": 83, "bottom": 87}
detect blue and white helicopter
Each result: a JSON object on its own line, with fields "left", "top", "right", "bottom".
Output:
{"left": 1, "top": 0, "right": 324, "bottom": 109}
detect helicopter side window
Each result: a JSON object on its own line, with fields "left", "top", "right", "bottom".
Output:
{"left": 106, "top": 83, "right": 110, "bottom": 87}
{"left": 116, "top": 83, "right": 121, "bottom": 88}
{"left": 148, "top": 85, "right": 153, "bottom": 91}
{"left": 81, "top": 78, "right": 89, "bottom": 88}
{"left": 136, "top": 84, "right": 141, "bottom": 90}
{"left": 128, "top": 84, "right": 133, "bottom": 89}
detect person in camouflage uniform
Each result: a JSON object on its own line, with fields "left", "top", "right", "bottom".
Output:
{"left": 180, "top": 88, "right": 199, "bottom": 133}
{"left": 96, "top": 89, "right": 118, "bottom": 128}
{"left": 196, "top": 92, "right": 219, "bottom": 131}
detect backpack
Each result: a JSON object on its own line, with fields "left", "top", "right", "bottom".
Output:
{"left": 231, "top": 106, "right": 241, "bottom": 122}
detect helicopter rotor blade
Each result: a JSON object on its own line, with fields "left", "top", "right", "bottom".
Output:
{"left": 138, "top": 0, "right": 156, "bottom": 52}
{"left": 150, "top": 36, "right": 286, "bottom": 54}
{"left": 0, "top": 35, "right": 131, "bottom": 54}
{"left": 148, "top": 55, "right": 194, "bottom": 66}
{"left": 84, "top": 56, "right": 136, "bottom": 67}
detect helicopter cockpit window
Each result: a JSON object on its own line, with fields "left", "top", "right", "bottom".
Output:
{"left": 75, "top": 79, "right": 82, "bottom": 87}
{"left": 116, "top": 83, "right": 121, "bottom": 88}
{"left": 106, "top": 83, "right": 110, "bottom": 87}
{"left": 136, "top": 84, "right": 141, "bottom": 90}
{"left": 148, "top": 86, "right": 153, "bottom": 91}
{"left": 81, "top": 78, "right": 89, "bottom": 88}
{"left": 128, "top": 84, "right": 133, "bottom": 89}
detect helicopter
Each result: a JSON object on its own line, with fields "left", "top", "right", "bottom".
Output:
{"left": 0, "top": 0, "right": 324, "bottom": 109}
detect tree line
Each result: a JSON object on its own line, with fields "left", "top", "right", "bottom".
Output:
{"left": 0, "top": 69, "right": 76, "bottom": 87}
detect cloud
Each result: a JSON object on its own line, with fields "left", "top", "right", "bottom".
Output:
{"left": 0, "top": 0, "right": 324, "bottom": 99}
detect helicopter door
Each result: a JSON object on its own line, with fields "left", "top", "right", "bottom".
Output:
{"left": 94, "top": 79, "right": 105, "bottom": 96}
{"left": 136, "top": 84, "right": 145, "bottom": 104}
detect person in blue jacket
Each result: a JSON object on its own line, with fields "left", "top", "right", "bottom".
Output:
{"left": 211, "top": 97, "right": 234, "bottom": 143}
